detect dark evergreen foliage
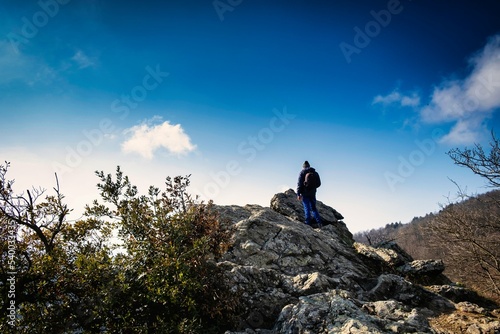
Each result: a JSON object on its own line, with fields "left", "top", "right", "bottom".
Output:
{"left": 0, "top": 164, "right": 239, "bottom": 333}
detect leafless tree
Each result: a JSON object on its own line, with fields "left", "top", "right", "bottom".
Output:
{"left": 429, "top": 191, "right": 500, "bottom": 301}
{"left": 0, "top": 162, "right": 70, "bottom": 255}
{"left": 426, "top": 132, "right": 500, "bottom": 303}
{"left": 447, "top": 131, "right": 500, "bottom": 187}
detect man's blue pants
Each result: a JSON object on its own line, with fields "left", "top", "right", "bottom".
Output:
{"left": 302, "top": 195, "right": 321, "bottom": 225}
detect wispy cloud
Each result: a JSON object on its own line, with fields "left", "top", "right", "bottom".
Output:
{"left": 0, "top": 41, "right": 97, "bottom": 88}
{"left": 121, "top": 118, "right": 197, "bottom": 159}
{"left": 71, "top": 50, "right": 97, "bottom": 69}
{"left": 372, "top": 90, "right": 420, "bottom": 108}
{"left": 420, "top": 34, "right": 500, "bottom": 144}
{"left": 373, "top": 34, "right": 500, "bottom": 145}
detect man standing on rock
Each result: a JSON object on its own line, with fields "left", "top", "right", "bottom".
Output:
{"left": 297, "top": 161, "right": 322, "bottom": 228}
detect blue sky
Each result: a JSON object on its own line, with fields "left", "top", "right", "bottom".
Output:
{"left": 1, "top": 0, "right": 500, "bottom": 233}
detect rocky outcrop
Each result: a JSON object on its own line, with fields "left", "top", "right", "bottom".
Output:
{"left": 219, "top": 189, "right": 500, "bottom": 333}
{"left": 270, "top": 189, "right": 345, "bottom": 225}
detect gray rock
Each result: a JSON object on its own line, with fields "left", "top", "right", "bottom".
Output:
{"left": 355, "top": 242, "right": 411, "bottom": 268}
{"left": 397, "top": 259, "right": 445, "bottom": 276}
{"left": 274, "top": 290, "right": 386, "bottom": 334}
{"left": 270, "top": 189, "right": 345, "bottom": 225}
{"left": 219, "top": 190, "right": 500, "bottom": 333}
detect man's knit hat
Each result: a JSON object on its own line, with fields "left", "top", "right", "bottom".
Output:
{"left": 303, "top": 161, "right": 310, "bottom": 168}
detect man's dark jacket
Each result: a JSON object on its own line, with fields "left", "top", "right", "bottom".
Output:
{"left": 297, "top": 167, "right": 320, "bottom": 198}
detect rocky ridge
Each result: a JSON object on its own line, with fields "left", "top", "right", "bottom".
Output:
{"left": 218, "top": 189, "right": 500, "bottom": 333}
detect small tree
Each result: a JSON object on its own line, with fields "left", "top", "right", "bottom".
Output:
{"left": 85, "top": 167, "right": 239, "bottom": 333}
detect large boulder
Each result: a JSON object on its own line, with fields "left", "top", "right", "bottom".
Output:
{"left": 218, "top": 202, "right": 372, "bottom": 328}
{"left": 220, "top": 205, "right": 368, "bottom": 277}
{"left": 219, "top": 191, "right": 500, "bottom": 333}
{"left": 270, "top": 188, "right": 345, "bottom": 225}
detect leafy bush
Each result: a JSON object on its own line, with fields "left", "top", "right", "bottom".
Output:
{"left": 0, "top": 164, "right": 239, "bottom": 333}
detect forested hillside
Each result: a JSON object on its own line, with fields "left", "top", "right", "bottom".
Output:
{"left": 356, "top": 131, "right": 500, "bottom": 305}
{"left": 354, "top": 189, "right": 500, "bottom": 305}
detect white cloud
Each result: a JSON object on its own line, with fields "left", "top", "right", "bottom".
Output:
{"left": 121, "top": 119, "right": 197, "bottom": 159}
{"left": 400, "top": 94, "right": 421, "bottom": 107}
{"left": 420, "top": 34, "right": 500, "bottom": 144}
{"left": 440, "top": 118, "right": 486, "bottom": 145}
{"left": 465, "top": 35, "right": 500, "bottom": 110}
{"left": 372, "top": 90, "right": 420, "bottom": 108}
{"left": 420, "top": 82, "right": 463, "bottom": 122}
{"left": 373, "top": 35, "right": 500, "bottom": 145}
{"left": 71, "top": 50, "right": 96, "bottom": 69}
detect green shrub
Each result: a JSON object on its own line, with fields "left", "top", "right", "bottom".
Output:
{"left": 0, "top": 163, "right": 239, "bottom": 333}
